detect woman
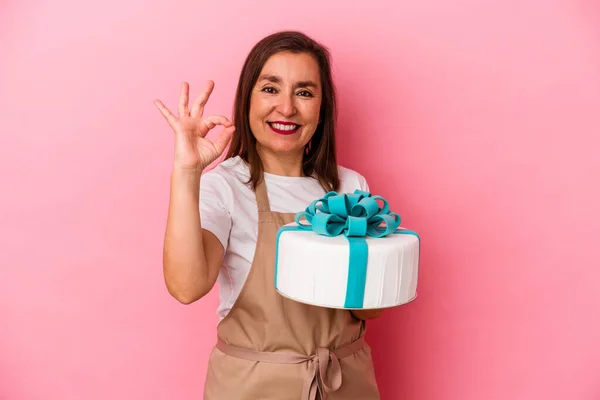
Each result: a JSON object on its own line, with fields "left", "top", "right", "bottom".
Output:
{"left": 154, "top": 30, "right": 383, "bottom": 399}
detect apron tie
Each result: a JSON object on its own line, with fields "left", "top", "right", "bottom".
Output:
{"left": 303, "top": 347, "right": 342, "bottom": 399}
{"left": 216, "top": 336, "right": 366, "bottom": 400}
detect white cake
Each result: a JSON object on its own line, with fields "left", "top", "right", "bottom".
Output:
{"left": 274, "top": 222, "right": 420, "bottom": 310}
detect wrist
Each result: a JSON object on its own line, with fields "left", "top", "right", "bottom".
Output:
{"left": 172, "top": 165, "right": 204, "bottom": 178}
{"left": 170, "top": 167, "right": 203, "bottom": 191}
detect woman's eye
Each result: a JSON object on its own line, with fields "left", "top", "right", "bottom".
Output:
{"left": 297, "top": 90, "right": 313, "bottom": 98}
{"left": 262, "top": 86, "right": 277, "bottom": 94}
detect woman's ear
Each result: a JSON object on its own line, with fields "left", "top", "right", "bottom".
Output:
{"left": 305, "top": 139, "right": 312, "bottom": 154}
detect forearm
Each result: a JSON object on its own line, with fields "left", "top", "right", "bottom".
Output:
{"left": 163, "top": 169, "right": 209, "bottom": 303}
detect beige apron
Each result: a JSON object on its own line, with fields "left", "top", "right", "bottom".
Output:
{"left": 203, "top": 178, "right": 380, "bottom": 400}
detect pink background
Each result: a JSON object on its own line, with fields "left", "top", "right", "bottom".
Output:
{"left": 2, "top": 0, "right": 599, "bottom": 399}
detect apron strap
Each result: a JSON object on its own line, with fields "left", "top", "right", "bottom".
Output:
{"left": 255, "top": 177, "right": 271, "bottom": 213}
{"left": 216, "top": 336, "right": 366, "bottom": 400}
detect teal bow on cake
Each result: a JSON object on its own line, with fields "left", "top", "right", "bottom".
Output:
{"left": 295, "top": 190, "right": 401, "bottom": 238}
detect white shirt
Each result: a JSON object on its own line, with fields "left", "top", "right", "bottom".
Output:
{"left": 199, "top": 156, "right": 370, "bottom": 321}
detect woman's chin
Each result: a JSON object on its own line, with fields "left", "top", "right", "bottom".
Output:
{"left": 258, "top": 140, "right": 305, "bottom": 157}
{"left": 274, "top": 147, "right": 304, "bottom": 157}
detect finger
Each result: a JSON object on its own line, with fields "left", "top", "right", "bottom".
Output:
{"left": 199, "top": 115, "right": 234, "bottom": 134}
{"left": 178, "top": 82, "right": 190, "bottom": 117}
{"left": 213, "top": 126, "right": 235, "bottom": 155}
{"left": 154, "top": 99, "right": 177, "bottom": 126}
{"left": 191, "top": 80, "right": 215, "bottom": 118}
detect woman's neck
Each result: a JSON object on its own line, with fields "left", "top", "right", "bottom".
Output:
{"left": 257, "top": 145, "right": 304, "bottom": 177}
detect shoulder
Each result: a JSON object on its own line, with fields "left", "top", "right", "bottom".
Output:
{"left": 200, "top": 156, "right": 249, "bottom": 206}
{"left": 201, "top": 156, "right": 248, "bottom": 186}
{"left": 336, "top": 165, "right": 370, "bottom": 192}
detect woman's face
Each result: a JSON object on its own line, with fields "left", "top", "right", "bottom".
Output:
{"left": 249, "top": 51, "right": 322, "bottom": 158}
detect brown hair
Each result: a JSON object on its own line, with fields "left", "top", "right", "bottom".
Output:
{"left": 225, "top": 30, "right": 340, "bottom": 192}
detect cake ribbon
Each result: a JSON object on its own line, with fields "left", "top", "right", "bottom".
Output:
{"left": 287, "top": 190, "right": 416, "bottom": 308}
{"left": 294, "top": 189, "right": 401, "bottom": 238}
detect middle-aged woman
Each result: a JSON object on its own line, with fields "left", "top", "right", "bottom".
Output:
{"left": 154, "top": 30, "right": 384, "bottom": 399}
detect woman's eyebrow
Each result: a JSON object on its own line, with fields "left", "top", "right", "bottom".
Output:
{"left": 258, "top": 74, "right": 282, "bottom": 84}
{"left": 258, "top": 75, "right": 319, "bottom": 89}
{"left": 295, "top": 80, "right": 318, "bottom": 89}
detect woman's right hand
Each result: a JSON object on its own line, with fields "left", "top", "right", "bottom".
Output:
{"left": 154, "top": 81, "right": 235, "bottom": 172}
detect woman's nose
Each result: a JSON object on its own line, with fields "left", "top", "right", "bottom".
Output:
{"left": 276, "top": 94, "right": 297, "bottom": 117}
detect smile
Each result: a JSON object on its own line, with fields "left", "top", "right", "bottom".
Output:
{"left": 268, "top": 121, "right": 301, "bottom": 135}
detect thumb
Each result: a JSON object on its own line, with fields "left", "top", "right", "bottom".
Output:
{"left": 213, "top": 126, "right": 235, "bottom": 156}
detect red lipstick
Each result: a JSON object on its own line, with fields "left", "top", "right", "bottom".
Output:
{"left": 268, "top": 121, "right": 300, "bottom": 135}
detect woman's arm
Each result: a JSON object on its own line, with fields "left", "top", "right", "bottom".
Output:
{"left": 162, "top": 168, "right": 224, "bottom": 304}
{"left": 154, "top": 81, "right": 235, "bottom": 304}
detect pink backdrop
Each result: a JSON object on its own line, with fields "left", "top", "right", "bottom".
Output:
{"left": 2, "top": 1, "right": 599, "bottom": 399}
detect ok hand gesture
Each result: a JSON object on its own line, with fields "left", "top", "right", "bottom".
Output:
{"left": 154, "top": 81, "right": 235, "bottom": 172}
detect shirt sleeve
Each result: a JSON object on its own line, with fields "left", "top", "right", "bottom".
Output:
{"left": 199, "top": 171, "right": 232, "bottom": 250}
{"left": 357, "top": 172, "right": 370, "bottom": 192}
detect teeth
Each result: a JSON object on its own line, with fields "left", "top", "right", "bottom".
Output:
{"left": 271, "top": 123, "right": 298, "bottom": 131}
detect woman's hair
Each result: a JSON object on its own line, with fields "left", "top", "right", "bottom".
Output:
{"left": 225, "top": 30, "right": 340, "bottom": 192}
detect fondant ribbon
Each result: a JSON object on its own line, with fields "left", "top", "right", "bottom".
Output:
{"left": 291, "top": 190, "right": 407, "bottom": 308}
{"left": 295, "top": 190, "right": 401, "bottom": 238}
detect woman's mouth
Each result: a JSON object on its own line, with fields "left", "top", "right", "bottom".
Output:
{"left": 268, "top": 121, "right": 301, "bottom": 135}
